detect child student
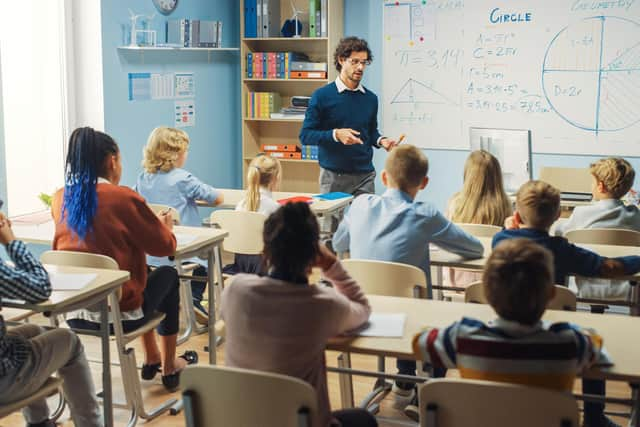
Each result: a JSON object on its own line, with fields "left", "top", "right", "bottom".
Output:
{"left": 333, "top": 144, "right": 484, "bottom": 398}
{"left": 445, "top": 150, "right": 512, "bottom": 287}
{"left": 554, "top": 158, "right": 640, "bottom": 300}
{"left": 409, "top": 239, "right": 606, "bottom": 425}
{"left": 493, "top": 180, "right": 640, "bottom": 427}
{"left": 53, "top": 127, "right": 198, "bottom": 392}
{"left": 222, "top": 154, "right": 282, "bottom": 275}
{"left": 221, "top": 202, "right": 377, "bottom": 427}
{"left": 235, "top": 154, "right": 282, "bottom": 216}
{"left": 136, "top": 127, "right": 224, "bottom": 322}
{"left": 0, "top": 210, "right": 102, "bottom": 427}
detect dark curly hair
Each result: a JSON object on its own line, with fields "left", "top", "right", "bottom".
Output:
{"left": 334, "top": 36, "right": 373, "bottom": 72}
{"left": 263, "top": 202, "right": 320, "bottom": 281}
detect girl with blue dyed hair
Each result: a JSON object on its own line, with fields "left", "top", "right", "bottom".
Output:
{"left": 52, "top": 127, "right": 198, "bottom": 392}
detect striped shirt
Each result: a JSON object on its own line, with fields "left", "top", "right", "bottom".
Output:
{"left": 413, "top": 317, "right": 602, "bottom": 391}
{"left": 0, "top": 240, "right": 51, "bottom": 377}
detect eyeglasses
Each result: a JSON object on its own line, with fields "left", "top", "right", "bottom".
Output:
{"left": 346, "top": 58, "right": 371, "bottom": 67}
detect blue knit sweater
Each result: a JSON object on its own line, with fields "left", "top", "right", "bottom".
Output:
{"left": 299, "top": 82, "right": 381, "bottom": 173}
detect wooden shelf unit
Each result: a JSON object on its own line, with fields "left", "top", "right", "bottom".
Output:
{"left": 240, "top": 0, "right": 344, "bottom": 192}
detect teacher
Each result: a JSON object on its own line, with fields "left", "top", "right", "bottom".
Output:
{"left": 300, "top": 37, "right": 398, "bottom": 196}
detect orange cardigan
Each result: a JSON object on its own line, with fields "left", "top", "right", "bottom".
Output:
{"left": 52, "top": 183, "right": 176, "bottom": 311}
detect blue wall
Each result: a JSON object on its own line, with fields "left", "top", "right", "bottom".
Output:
{"left": 344, "top": 0, "right": 640, "bottom": 211}
{"left": 101, "top": 0, "right": 241, "bottom": 190}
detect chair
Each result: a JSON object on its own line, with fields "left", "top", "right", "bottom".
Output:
{"left": 181, "top": 365, "right": 319, "bottom": 427}
{"left": 0, "top": 377, "right": 63, "bottom": 420}
{"left": 147, "top": 203, "right": 181, "bottom": 224}
{"left": 418, "top": 378, "right": 579, "bottom": 427}
{"left": 454, "top": 223, "right": 502, "bottom": 238}
{"left": 539, "top": 167, "right": 592, "bottom": 194}
{"left": 564, "top": 228, "right": 640, "bottom": 246}
{"left": 209, "top": 210, "right": 267, "bottom": 288}
{"left": 41, "top": 250, "right": 176, "bottom": 427}
{"left": 338, "top": 259, "right": 428, "bottom": 412}
{"left": 464, "top": 281, "right": 577, "bottom": 311}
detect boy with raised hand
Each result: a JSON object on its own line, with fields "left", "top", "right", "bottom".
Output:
{"left": 0, "top": 209, "right": 103, "bottom": 427}
{"left": 333, "top": 144, "right": 484, "bottom": 402}
{"left": 408, "top": 239, "right": 607, "bottom": 424}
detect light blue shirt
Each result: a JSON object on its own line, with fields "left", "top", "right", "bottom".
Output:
{"left": 554, "top": 198, "right": 640, "bottom": 236}
{"left": 135, "top": 168, "right": 220, "bottom": 227}
{"left": 333, "top": 189, "right": 484, "bottom": 297}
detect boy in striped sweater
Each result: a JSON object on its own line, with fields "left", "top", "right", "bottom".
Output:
{"left": 410, "top": 238, "right": 613, "bottom": 427}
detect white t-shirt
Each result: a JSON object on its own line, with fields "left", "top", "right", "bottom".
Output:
{"left": 235, "top": 187, "right": 280, "bottom": 216}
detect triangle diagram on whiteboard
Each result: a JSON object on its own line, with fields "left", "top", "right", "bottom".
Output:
{"left": 391, "top": 78, "right": 456, "bottom": 105}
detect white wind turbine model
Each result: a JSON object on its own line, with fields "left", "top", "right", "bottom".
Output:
{"left": 289, "top": 1, "right": 307, "bottom": 38}
{"left": 128, "top": 9, "right": 157, "bottom": 47}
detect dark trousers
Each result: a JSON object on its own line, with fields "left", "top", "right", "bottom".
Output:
{"left": 583, "top": 379, "right": 606, "bottom": 421}
{"left": 190, "top": 265, "right": 207, "bottom": 304}
{"left": 332, "top": 408, "right": 378, "bottom": 427}
{"left": 68, "top": 266, "right": 180, "bottom": 336}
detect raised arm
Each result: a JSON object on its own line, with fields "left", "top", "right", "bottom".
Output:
{"left": 299, "top": 92, "right": 333, "bottom": 147}
{"left": 179, "top": 172, "right": 223, "bottom": 205}
{"left": 429, "top": 212, "right": 484, "bottom": 259}
{"left": 0, "top": 215, "right": 50, "bottom": 302}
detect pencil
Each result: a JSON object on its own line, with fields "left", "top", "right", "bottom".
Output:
{"left": 398, "top": 134, "right": 406, "bottom": 144}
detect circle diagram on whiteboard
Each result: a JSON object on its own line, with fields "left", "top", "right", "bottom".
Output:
{"left": 542, "top": 16, "right": 640, "bottom": 133}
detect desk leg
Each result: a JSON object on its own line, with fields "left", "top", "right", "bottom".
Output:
{"left": 208, "top": 243, "right": 224, "bottom": 365}
{"left": 337, "top": 353, "right": 354, "bottom": 408}
{"left": 630, "top": 281, "right": 639, "bottom": 317}
{"left": 631, "top": 384, "right": 639, "bottom": 427}
{"left": 99, "top": 298, "right": 114, "bottom": 427}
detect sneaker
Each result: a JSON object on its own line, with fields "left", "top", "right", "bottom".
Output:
{"left": 193, "top": 300, "right": 209, "bottom": 325}
{"left": 583, "top": 415, "right": 622, "bottom": 427}
{"left": 403, "top": 394, "right": 420, "bottom": 422}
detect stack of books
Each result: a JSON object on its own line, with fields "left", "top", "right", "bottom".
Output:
{"left": 301, "top": 145, "right": 319, "bottom": 160}
{"left": 261, "top": 144, "right": 302, "bottom": 160}
{"left": 270, "top": 106, "right": 307, "bottom": 120}
{"left": 246, "top": 52, "right": 327, "bottom": 79}
{"left": 166, "top": 19, "right": 223, "bottom": 47}
{"left": 246, "top": 92, "right": 282, "bottom": 118}
{"left": 244, "top": 0, "right": 328, "bottom": 38}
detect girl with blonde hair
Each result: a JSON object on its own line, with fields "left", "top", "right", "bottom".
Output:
{"left": 445, "top": 150, "right": 512, "bottom": 287}
{"left": 136, "top": 126, "right": 223, "bottom": 323}
{"left": 236, "top": 154, "right": 282, "bottom": 215}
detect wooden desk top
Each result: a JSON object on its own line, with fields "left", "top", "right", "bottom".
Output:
{"left": 3, "top": 264, "right": 129, "bottom": 314}
{"left": 328, "top": 295, "right": 640, "bottom": 382}
{"left": 198, "top": 188, "right": 353, "bottom": 215}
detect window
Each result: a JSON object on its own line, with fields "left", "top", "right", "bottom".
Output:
{"left": 0, "top": 0, "right": 70, "bottom": 216}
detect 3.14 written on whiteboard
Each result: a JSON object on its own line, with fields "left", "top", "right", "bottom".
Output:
{"left": 382, "top": 0, "right": 640, "bottom": 156}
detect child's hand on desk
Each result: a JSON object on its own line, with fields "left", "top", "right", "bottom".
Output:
{"left": 315, "top": 243, "right": 337, "bottom": 271}
{"left": 157, "top": 211, "right": 174, "bottom": 231}
{"left": 0, "top": 213, "right": 15, "bottom": 245}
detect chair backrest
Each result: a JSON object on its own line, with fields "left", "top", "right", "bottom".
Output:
{"left": 209, "top": 210, "right": 266, "bottom": 255}
{"left": 41, "top": 250, "right": 119, "bottom": 270}
{"left": 539, "top": 167, "right": 591, "bottom": 194}
{"left": 454, "top": 223, "right": 502, "bottom": 238}
{"left": 147, "top": 203, "right": 181, "bottom": 224}
{"left": 565, "top": 228, "right": 640, "bottom": 246}
{"left": 465, "top": 281, "right": 576, "bottom": 311}
{"left": 418, "top": 378, "right": 579, "bottom": 427}
{"left": 181, "top": 365, "right": 319, "bottom": 427}
{"left": 341, "top": 259, "right": 428, "bottom": 298}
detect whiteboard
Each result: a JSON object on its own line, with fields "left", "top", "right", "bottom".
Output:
{"left": 382, "top": 0, "right": 640, "bottom": 156}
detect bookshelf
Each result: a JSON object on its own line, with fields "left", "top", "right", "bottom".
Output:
{"left": 240, "top": 0, "right": 344, "bottom": 192}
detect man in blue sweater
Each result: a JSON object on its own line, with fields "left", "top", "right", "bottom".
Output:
{"left": 300, "top": 37, "right": 398, "bottom": 196}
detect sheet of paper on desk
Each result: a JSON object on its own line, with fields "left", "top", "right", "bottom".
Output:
{"left": 354, "top": 313, "right": 406, "bottom": 337}
{"left": 49, "top": 272, "right": 97, "bottom": 291}
{"left": 596, "top": 346, "right": 614, "bottom": 366}
{"left": 175, "top": 233, "right": 198, "bottom": 246}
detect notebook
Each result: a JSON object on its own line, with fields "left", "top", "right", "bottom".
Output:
{"left": 313, "top": 192, "right": 352, "bottom": 200}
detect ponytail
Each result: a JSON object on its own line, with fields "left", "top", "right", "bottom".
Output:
{"left": 62, "top": 127, "right": 118, "bottom": 240}
{"left": 245, "top": 155, "right": 282, "bottom": 212}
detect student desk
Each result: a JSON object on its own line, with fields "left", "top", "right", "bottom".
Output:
{"left": 327, "top": 296, "right": 640, "bottom": 425}
{"left": 3, "top": 264, "right": 130, "bottom": 427}
{"left": 198, "top": 188, "right": 353, "bottom": 215}
{"left": 11, "top": 221, "right": 229, "bottom": 365}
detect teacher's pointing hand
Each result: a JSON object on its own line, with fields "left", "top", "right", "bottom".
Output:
{"left": 335, "top": 128, "right": 364, "bottom": 145}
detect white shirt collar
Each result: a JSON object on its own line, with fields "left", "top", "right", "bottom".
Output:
{"left": 97, "top": 177, "right": 112, "bottom": 184}
{"left": 335, "top": 76, "right": 365, "bottom": 94}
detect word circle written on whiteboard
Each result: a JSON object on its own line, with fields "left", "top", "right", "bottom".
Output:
{"left": 489, "top": 8, "right": 533, "bottom": 24}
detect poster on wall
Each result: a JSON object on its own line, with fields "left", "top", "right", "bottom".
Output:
{"left": 175, "top": 100, "right": 196, "bottom": 127}
{"left": 175, "top": 72, "right": 195, "bottom": 98}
